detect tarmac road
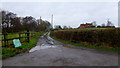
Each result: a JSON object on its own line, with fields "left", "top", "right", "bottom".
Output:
{"left": 2, "top": 32, "right": 118, "bottom": 66}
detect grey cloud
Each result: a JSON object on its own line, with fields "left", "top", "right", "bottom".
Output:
{"left": 1, "top": 2, "right": 118, "bottom": 28}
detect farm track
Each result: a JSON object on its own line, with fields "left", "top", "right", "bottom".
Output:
{"left": 2, "top": 32, "right": 118, "bottom": 66}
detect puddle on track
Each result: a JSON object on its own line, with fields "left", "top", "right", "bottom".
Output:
{"left": 29, "top": 44, "right": 57, "bottom": 53}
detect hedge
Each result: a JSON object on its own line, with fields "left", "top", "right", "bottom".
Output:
{"left": 51, "top": 28, "right": 120, "bottom": 48}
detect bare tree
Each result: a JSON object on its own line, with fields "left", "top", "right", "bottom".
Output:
{"left": 92, "top": 21, "right": 97, "bottom": 27}
{"left": 101, "top": 23, "right": 105, "bottom": 27}
{"left": 63, "top": 26, "right": 68, "bottom": 29}
{"left": 54, "top": 25, "right": 62, "bottom": 30}
{"left": 107, "top": 19, "right": 113, "bottom": 26}
{"left": 68, "top": 26, "right": 72, "bottom": 29}
{"left": 2, "top": 10, "right": 16, "bottom": 28}
{"left": 2, "top": 10, "right": 52, "bottom": 33}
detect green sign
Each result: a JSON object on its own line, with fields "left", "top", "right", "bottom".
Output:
{"left": 13, "top": 39, "right": 22, "bottom": 48}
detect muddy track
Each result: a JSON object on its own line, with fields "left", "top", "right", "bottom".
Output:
{"left": 2, "top": 32, "right": 118, "bottom": 66}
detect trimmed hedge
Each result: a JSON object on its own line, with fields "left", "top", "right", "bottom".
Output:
{"left": 51, "top": 28, "right": 120, "bottom": 48}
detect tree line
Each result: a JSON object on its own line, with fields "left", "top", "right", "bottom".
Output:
{"left": 54, "top": 19, "right": 115, "bottom": 30}
{"left": 1, "top": 10, "right": 52, "bottom": 33}
{"left": 92, "top": 20, "right": 115, "bottom": 28}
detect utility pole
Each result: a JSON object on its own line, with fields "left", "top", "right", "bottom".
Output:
{"left": 107, "top": 18, "right": 111, "bottom": 26}
{"left": 40, "top": 16, "right": 42, "bottom": 24}
{"left": 51, "top": 14, "right": 53, "bottom": 29}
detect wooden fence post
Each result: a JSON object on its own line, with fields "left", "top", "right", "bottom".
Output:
{"left": 4, "top": 33, "right": 7, "bottom": 46}
{"left": 27, "top": 30, "right": 30, "bottom": 43}
{"left": 19, "top": 33, "right": 21, "bottom": 39}
{"left": 31, "top": 33, "right": 33, "bottom": 37}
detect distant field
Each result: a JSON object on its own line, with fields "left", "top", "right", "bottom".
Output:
{"left": 61, "top": 28, "right": 116, "bottom": 31}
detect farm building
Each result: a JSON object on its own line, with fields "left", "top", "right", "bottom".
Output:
{"left": 78, "top": 23, "right": 95, "bottom": 28}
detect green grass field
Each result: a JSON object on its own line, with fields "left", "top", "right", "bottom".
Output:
{"left": 60, "top": 28, "right": 116, "bottom": 31}
{"left": 2, "top": 32, "right": 45, "bottom": 59}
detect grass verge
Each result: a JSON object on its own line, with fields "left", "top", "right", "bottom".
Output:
{"left": 2, "top": 32, "right": 45, "bottom": 59}
{"left": 52, "top": 37, "right": 119, "bottom": 52}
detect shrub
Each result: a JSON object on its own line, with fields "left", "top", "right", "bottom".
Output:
{"left": 51, "top": 28, "right": 120, "bottom": 48}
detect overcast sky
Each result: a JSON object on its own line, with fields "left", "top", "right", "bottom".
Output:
{"left": 1, "top": 2, "right": 118, "bottom": 28}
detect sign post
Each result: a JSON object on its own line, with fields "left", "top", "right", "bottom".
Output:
{"left": 13, "top": 39, "right": 22, "bottom": 48}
